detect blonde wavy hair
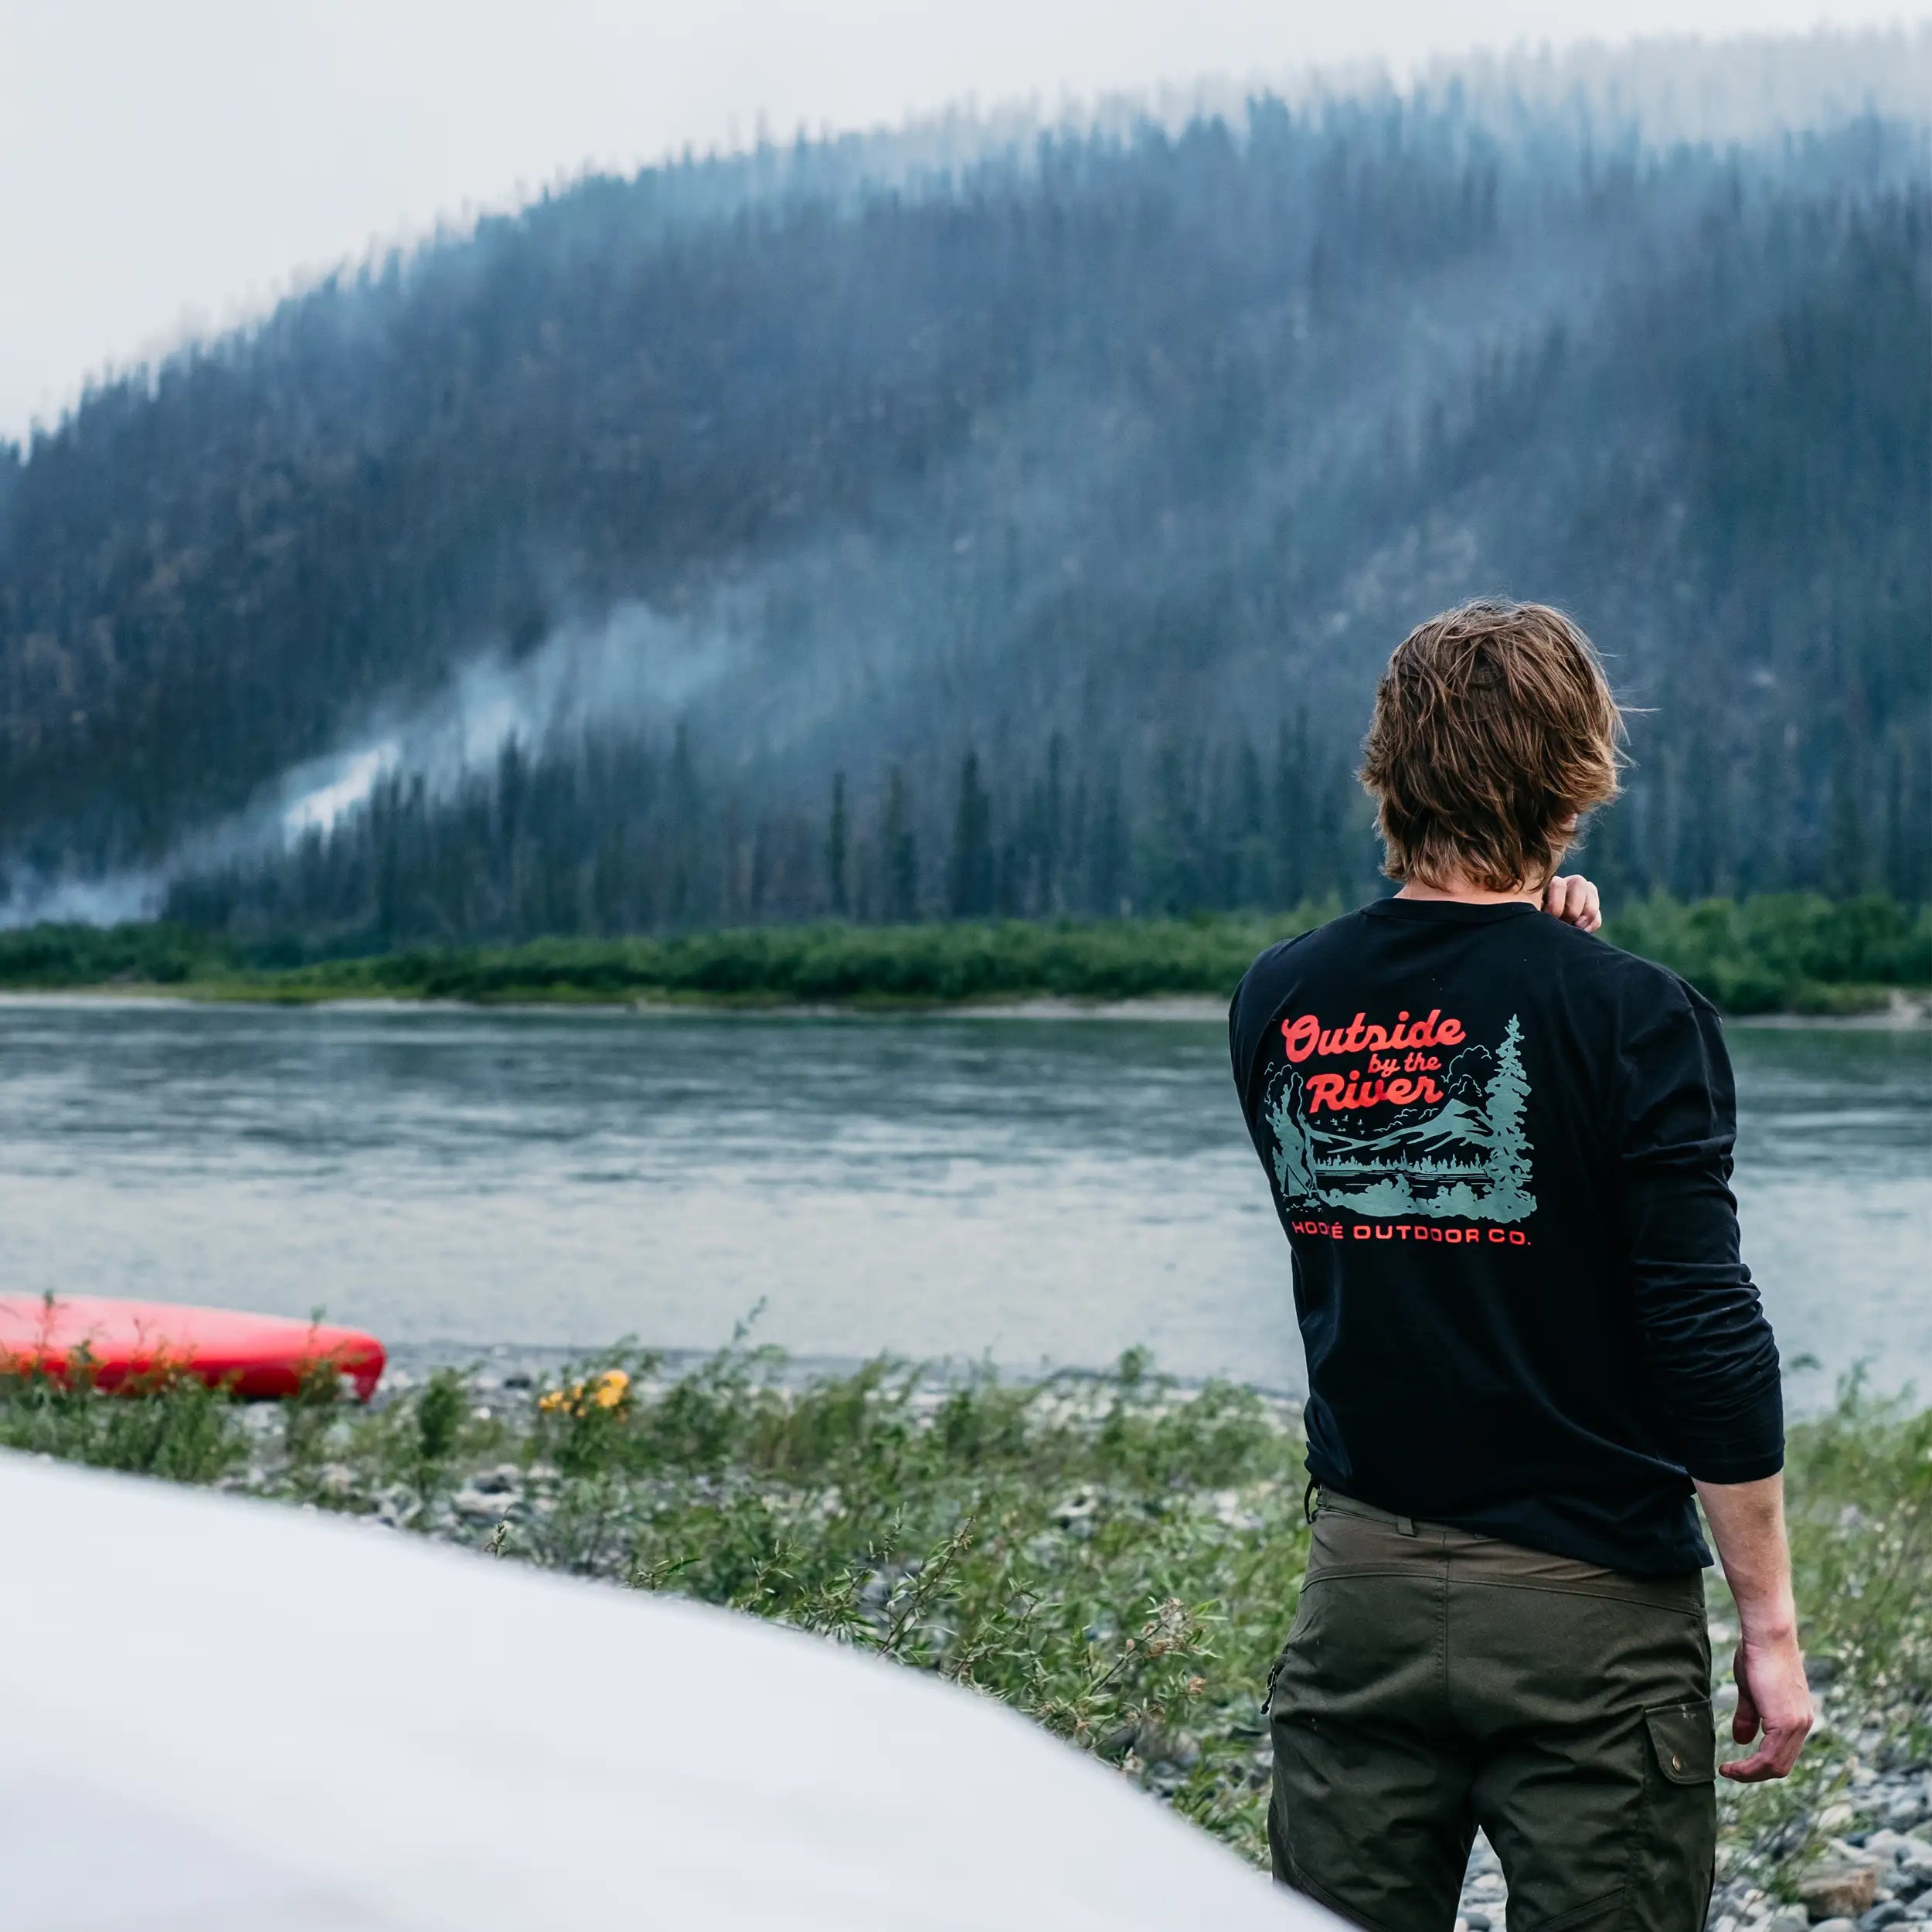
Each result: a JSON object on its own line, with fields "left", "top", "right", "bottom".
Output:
{"left": 1359, "top": 600, "right": 1624, "bottom": 893}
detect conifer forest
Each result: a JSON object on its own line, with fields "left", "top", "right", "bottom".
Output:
{"left": 0, "top": 43, "right": 1925, "bottom": 946}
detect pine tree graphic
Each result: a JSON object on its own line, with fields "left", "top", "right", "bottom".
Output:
{"left": 1481, "top": 1014, "right": 1536, "bottom": 1222}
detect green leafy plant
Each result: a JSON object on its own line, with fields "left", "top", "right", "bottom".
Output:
{"left": 12, "top": 1335, "right": 1927, "bottom": 1882}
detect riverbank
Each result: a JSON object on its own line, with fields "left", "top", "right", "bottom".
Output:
{"left": 1, "top": 893, "right": 1929, "bottom": 1017}
{"left": 3, "top": 1342, "right": 1927, "bottom": 1925}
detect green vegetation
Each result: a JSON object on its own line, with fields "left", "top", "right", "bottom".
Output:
{"left": 0, "top": 909, "right": 1326, "bottom": 1005}
{"left": 2, "top": 893, "right": 1928, "bottom": 1015}
{"left": 0, "top": 920, "right": 232, "bottom": 988}
{"left": 196, "top": 911, "right": 1326, "bottom": 1007}
{"left": 1611, "top": 893, "right": 1932, "bottom": 1016}
{"left": 0, "top": 1352, "right": 244, "bottom": 1484}
{"left": 2, "top": 1339, "right": 1926, "bottom": 1886}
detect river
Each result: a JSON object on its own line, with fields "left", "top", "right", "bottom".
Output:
{"left": 1, "top": 999, "right": 1925, "bottom": 1408}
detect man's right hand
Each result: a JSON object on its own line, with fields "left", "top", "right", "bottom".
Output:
{"left": 1696, "top": 1471, "right": 1814, "bottom": 1782}
{"left": 1542, "top": 873, "right": 1603, "bottom": 932}
{"left": 1723, "top": 1628, "right": 1813, "bottom": 1782}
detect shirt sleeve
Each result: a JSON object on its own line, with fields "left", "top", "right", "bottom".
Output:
{"left": 1616, "top": 979, "right": 1784, "bottom": 1484}
{"left": 1229, "top": 981, "right": 1254, "bottom": 1107}
{"left": 1228, "top": 957, "right": 1272, "bottom": 1116}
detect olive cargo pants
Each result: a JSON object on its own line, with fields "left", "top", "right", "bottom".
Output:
{"left": 1267, "top": 1492, "right": 1716, "bottom": 1932}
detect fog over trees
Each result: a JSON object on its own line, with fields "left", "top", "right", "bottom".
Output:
{"left": 0, "top": 38, "right": 1925, "bottom": 944}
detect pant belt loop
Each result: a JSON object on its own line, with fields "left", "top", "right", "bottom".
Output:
{"left": 1303, "top": 1479, "right": 1321, "bottom": 1526}
{"left": 1395, "top": 1512, "right": 1417, "bottom": 1536}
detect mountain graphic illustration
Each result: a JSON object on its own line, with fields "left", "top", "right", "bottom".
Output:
{"left": 1313, "top": 1045, "right": 1495, "bottom": 1151}
{"left": 1326, "top": 1095, "right": 1492, "bottom": 1158}
{"left": 1263, "top": 1022, "right": 1536, "bottom": 1224}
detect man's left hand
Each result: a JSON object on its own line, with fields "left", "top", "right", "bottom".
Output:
{"left": 1543, "top": 875, "right": 1602, "bottom": 933}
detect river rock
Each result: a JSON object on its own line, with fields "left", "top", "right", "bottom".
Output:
{"left": 1856, "top": 1902, "right": 1911, "bottom": 1928}
{"left": 1799, "top": 1866, "right": 1879, "bottom": 1919}
{"left": 315, "top": 1461, "right": 357, "bottom": 1497}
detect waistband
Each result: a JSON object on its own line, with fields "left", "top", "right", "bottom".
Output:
{"left": 1310, "top": 1488, "right": 1707, "bottom": 1615}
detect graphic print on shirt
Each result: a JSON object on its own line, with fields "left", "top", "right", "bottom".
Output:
{"left": 1261, "top": 1008, "right": 1536, "bottom": 1223}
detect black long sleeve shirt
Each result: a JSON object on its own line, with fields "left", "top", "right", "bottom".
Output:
{"left": 1229, "top": 897, "right": 1784, "bottom": 1575}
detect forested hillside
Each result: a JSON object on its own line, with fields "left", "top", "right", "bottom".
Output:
{"left": 1, "top": 44, "right": 1926, "bottom": 944}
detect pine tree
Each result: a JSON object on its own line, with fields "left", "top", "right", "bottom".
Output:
{"left": 1087, "top": 770, "right": 1128, "bottom": 916}
{"left": 1233, "top": 736, "right": 1267, "bottom": 908}
{"left": 1644, "top": 755, "right": 1675, "bottom": 898}
{"left": 1274, "top": 713, "right": 1308, "bottom": 910}
{"left": 827, "top": 770, "right": 849, "bottom": 917}
{"left": 947, "top": 750, "right": 995, "bottom": 918}
{"left": 1481, "top": 1015, "right": 1535, "bottom": 1223}
{"left": 879, "top": 765, "right": 918, "bottom": 922}
{"left": 1883, "top": 742, "right": 1910, "bottom": 903}
{"left": 1043, "top": 732, "right": 1066, "bottom": 914}
{"left": 1828, "top": 740, "right": 1869, "bottom": 896}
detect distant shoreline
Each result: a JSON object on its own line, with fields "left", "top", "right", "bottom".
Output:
{"left": 1726, "top": 995, "right": 1932, "bottom": 1030}
{"left": 2, "top": 903, "right": 1927, "bottom": 1022}
{"left": 2, "top": 984, "right": 1927, "bottom": 1027}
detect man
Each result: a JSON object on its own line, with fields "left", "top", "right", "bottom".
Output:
{"left": 1229, "top": 601, "right": 1810, "bottom": 1932}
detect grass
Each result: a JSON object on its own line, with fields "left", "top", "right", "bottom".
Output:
{"left": 0, "top": 894, "right": 1927, "bottom": 1015}
{"left": 3, "top": 1337, "right": 1926, "bottom": 1883}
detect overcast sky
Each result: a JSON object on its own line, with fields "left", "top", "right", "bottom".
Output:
{"left": 1, "top": 0, "right": 1923, "bottom": 441}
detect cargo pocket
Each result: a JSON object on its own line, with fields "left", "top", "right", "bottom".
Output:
{"left": 1261, "top": 1639, "right": 1289, "bottom": 1716}
{"left": 1260, "top": 1585, "right": 1312, "bottom": 1716}
{"left": 1626, "top": 1700, "right": 1718, "bottom": 1932}
{"left": 1644, "top": 1702, "right": 1717, "bottom": 1787}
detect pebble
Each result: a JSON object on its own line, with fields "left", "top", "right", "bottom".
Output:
{"left": 1799, "top": 1864, "right": 1879, "bottom": 1919}
{"left": 451, "top": 1487, "right": 513, "bottom": 1522}
{"left": 314, "top": 1461, "right": 356, "bottom": 1497}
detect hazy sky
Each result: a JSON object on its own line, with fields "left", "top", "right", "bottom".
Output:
{"left": 1, "top": 0, "right": 1923, "bottom": 440}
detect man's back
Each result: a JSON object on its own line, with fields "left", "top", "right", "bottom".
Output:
{"left": 1236, "top": 601, "right": 1809, "bottom": 1931}
{"left": 1229, "top": 896, "right": 1784, "bottom": 1573}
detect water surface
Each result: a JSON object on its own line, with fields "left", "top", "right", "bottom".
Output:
{"left": 0, "top": 1001, "right": 1923, "bottom": 1406}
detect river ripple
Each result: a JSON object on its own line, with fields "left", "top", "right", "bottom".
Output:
{"left": 0, "top": 1001, "right": 1924, "bottom": 1409}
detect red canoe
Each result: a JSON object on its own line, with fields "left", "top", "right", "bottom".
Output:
{"left": 0, "top": 1296, "right": 386, "bottom": 1402}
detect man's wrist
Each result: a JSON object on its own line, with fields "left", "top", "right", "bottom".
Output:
{"left": 1734, "top": 1601, "right": 1799, "bottom": 1646}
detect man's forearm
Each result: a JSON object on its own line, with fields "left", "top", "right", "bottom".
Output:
{"left": 1695, "top": 1471, "right": 1813, "bottom": 1781}
{"left": 1696, "top": 1472, "right": 1797, "bottom": 1638}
